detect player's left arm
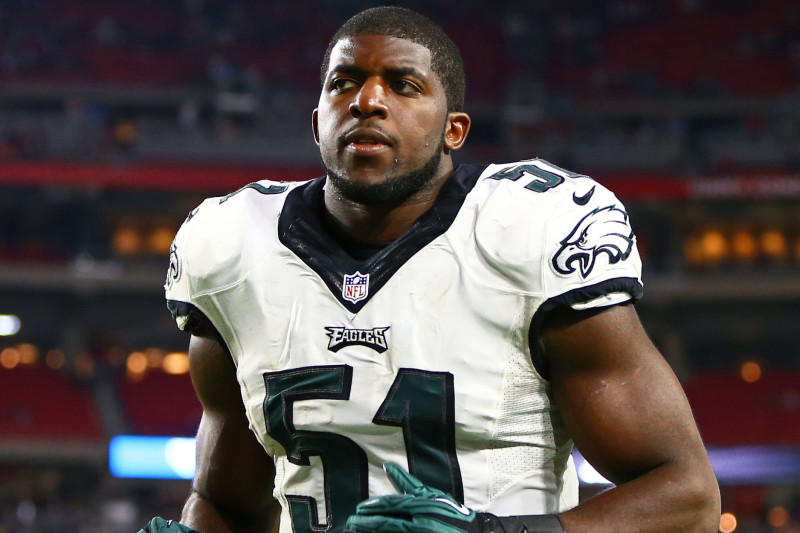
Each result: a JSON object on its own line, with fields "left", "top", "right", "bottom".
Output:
{"left": 544, "top": 302, "right": 720, "bottom": 532}
{"left": 345, "top": 303, "right": 720, "bottom": 533}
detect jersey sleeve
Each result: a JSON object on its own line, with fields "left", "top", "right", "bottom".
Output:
{"left": 164, "top": 200, "right": 219, "bottom": 338}
{"left": 163, "top": 179, "right": 296, "bottom": 339}
{"left": 540, "top": 178, "right": 643, "bottom": 311}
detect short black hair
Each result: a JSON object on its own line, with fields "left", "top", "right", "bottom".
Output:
{"left": 320, "top": 6, "right": 466, "bottom": 112}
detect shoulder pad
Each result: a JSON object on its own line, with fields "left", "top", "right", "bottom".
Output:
{"left": 164, "top": 179, "right": 303, "bottom": 308}
{"left": 472, "top": 159, "right": 642, "bottom": 299}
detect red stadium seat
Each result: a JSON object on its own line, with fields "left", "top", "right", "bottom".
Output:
{"left": 0, "top": 366, "right": 102, "bottom": 440}
{"left": 684, "top": 371, "right": 800, "bottom": 446}
{"left": 116, "top": 371, "right": 201, "bottom": 436}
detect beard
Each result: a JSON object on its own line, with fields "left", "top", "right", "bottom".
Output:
{"left": 323, "top": 137, "right": 445, "bottom": 206}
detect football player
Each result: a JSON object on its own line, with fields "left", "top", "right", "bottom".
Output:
{"left": 143, "top": 6, "right": 720, "bottom": 533}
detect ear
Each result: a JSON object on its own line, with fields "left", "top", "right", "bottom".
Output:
{"left": 443, "top": 111, "right": 471, "bottom": 152}
{"left": 312, "top": 108, "right": 320, "bottom": 146}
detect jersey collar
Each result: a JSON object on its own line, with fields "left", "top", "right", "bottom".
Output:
{"left": 278, "top": 164, "right": 485, "bottom": 313}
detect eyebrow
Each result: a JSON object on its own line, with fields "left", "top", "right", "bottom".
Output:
{"left": 328, "top": 64, "right": 430, "bottom": 83}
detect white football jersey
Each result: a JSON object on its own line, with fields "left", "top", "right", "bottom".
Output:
{"left": 165, "top": 159, "right": 643, "bottom": 533}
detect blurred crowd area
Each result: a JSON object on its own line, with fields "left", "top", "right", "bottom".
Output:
{"left": 1, "top": 0, "right": 800, "bottom": 171}
{"left": 1, "top": 0, "right": 800, "bottom": 532}
{"left": 0, "top": 462, "right": 189, "bottom": 533}
{"left": 1, "top": 0, "right": 799, "bottom": 273}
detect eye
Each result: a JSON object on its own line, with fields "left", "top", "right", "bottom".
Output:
{"left": 330, "top": 78, "right": 357, "bottom": 92}
{"left": 391, "top": 79, "right": 421, "bottom": 95}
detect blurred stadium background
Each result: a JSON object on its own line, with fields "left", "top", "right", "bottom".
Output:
{"left": 1, "top": 0, "right": 799, "bottom": 531}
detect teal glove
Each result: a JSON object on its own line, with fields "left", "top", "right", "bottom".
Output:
{"left": 346, "top": 462, "right": 480, "bottom": 533}
{"left": 137, "top": 517, "right": 201, "bottom": 533}
{"left": 345, "top": 463, "right": 565, "bottom": 533}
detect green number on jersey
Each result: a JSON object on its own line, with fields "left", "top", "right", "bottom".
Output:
{"left": 220, "top": 182, "right": 288, "bottom": 204}
{"left": 373, "top": 369, "right": 463, "bottom": 502}
{"left": 262, "top": 366, "right": 463, "bottom": 532}
{"left": 263, "top": 365, "right": 367, "bottom": 531}
{"left": 488, "top": 162, "right": 579, "bottom": 192}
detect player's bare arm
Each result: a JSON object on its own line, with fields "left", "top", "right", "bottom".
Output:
{"left": 545, "top": 303, "right": 721, "bottom": 532}
{"left": 181, "top": 335, "right": 281, "bottom": 533}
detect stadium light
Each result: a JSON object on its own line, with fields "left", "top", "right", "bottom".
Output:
{"left": 0, "top": 315, "right": 21, "bottom": 336}
{"left": 109, "top": 439, "right": 800, "bottom": 484}
{"left": 109, "top": 436, "right": 196, "bottom": 479}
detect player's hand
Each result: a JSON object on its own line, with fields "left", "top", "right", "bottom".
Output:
{"left": 345, "top": 462, "right": 485, "bottom": 533}
{"left": 137, "top": 517, "right": 201, "bottom": 533}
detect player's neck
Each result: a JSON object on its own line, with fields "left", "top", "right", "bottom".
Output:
{"left": 323, "top": 168, "right": 453, "bottom": 245}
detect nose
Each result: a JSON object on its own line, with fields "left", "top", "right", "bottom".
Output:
{"left": 349, "top": 77, "right": 388, "bottom": 119}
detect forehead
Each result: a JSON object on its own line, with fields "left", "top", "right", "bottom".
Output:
{"left": 325, "top": 34, "right": 434, "bottom": 77}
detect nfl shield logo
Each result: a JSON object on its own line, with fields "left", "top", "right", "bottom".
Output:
{"left": 342, "top": 271, "right": 370, "bottom": 304}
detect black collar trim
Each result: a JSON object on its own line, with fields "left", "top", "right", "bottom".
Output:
{"left": 278, "top": 164, "right": 486, "bottom": 313}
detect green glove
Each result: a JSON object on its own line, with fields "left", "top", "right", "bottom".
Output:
{"left": 345, "top": 462, "right": 477, "bottom": 533}
{"left": 137, "top": 517, "right": 201, "bottom": 533}
{"left": 345, "top": 463, "right": 564, "bottom": 533}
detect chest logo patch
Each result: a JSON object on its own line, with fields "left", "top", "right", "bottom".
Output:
{"left": 342, "top": 271, "right": 370, "bottom": 303}
{"left": 552, "top": 205, "right": 634, "bottom": 278}
{"left": 325, "top": 326, "right": 390, "bottom": 353}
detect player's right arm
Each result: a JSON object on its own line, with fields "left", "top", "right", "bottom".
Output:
{"left": 181, "top": 334, "right": 281, "bottom": 533}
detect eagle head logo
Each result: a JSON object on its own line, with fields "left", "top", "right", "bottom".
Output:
{"left": 552, "top": 205, "right": 634, "bottom": 278}
{"left": 165, "top": 242, "right": 181, "bottom": 290}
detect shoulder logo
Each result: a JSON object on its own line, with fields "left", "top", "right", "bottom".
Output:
{"left": 342, "top": 271, "right": 370, "bottom": 304}
{"left": 325, "top": 326, "right": 390, "bottom": 353}
{"left": 572, "top": 185, "right": 596, "bottom": 205}
{"left": 165, "top": 242, "right": 182, "bottom": 290}
{"left": 552, "top": 205, "right": 634, "bottom": 278}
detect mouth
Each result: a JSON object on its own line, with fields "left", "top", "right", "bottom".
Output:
{"left": 341, "top": 128, "right": 394, "bottom": 155}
